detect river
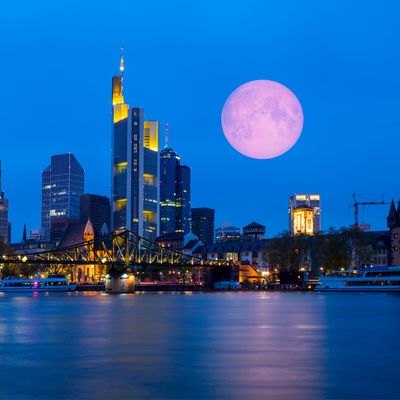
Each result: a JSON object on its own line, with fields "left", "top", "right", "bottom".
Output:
{"left": 0, "top": 291, "right": 399, "bottom": 399}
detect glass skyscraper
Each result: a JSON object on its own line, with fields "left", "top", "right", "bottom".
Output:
{"left": 160, "top": 141, "right": 191, "bottom": 235}
{"left": 191, "top": 208, "right": 215, "bottom": 244}
{"left": 41, "top": 153, "right": 84, "bottom": 238}
{"left": 0, "top": 160, "right": 9, "bottom": 244}
{"left": 111, "top": 53, "right": 160, "bottom": 241}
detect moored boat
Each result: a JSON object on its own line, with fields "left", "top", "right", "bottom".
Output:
{"left": 0, "top": 274, "right": 76, "bottom": 292}
{"left": 316, "top": 266, "right": 400, "bottom": 291}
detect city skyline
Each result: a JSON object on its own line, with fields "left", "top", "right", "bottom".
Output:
{"left": 1, "top": 1, "right": 400, "bottom": 241}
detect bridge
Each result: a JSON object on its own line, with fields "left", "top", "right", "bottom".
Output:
{"left": 0, "top": 230, "right": 232, "bottom": 288}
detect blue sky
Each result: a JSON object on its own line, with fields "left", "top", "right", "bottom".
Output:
{"left": 1, "top": 0, "right": 399, "bottom": 241}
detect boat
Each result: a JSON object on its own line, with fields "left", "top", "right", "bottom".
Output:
{"left": 316, "top": 266, "right": 400, "bottom": 292}
{"left": 0, "top": 274, "right": 76, "bottom": 292}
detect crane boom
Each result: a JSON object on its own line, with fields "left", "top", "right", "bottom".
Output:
{"left": 352, "top": 194, "right": 387, "bottom": 227}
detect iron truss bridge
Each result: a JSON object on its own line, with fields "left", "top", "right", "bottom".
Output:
{"left": 1, "top": 230, "right": 228, "bottom": 269}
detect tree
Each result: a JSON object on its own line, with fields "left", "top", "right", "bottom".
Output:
{"left": 267, "top": 231, "right": 312, "bottom": 271}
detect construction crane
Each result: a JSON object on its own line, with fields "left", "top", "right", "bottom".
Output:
{"left": 352, "top": 194, "right": 387, "bottom": 228}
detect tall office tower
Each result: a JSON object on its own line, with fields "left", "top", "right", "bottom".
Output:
{"left": 111, "top": 52, "right": 159, "bottom": 240}
{"left": 143, "top": 121, "right": 160, "bottom": 241}
{"left": 175, "top": 165, "right": 191, "bottom": 233}
{"left": 288, "top": 194, "right": 321, "bottom": 234}
{"left": 191, "top": 208, "right": 215, "bottom": 244}
{"left": 160, "top": 146, "right": 180, "bottom": 235}
{"left": 159, "top": 125, "right": 191, "bottom": 235}
{"left": 0, "top": 161, "right": 9, "bottom": 244}
{"left": 80, "top": 194, "right": 111, "bottom": 235}
{"left": 41, "top": 153, "right": 84, "bottom": 239}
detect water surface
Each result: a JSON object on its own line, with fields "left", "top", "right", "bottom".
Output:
{"left": 0, "top": 291, "right": 399, "bottom": 399}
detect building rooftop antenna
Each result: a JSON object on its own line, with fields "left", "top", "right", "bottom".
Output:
{"left": 119, "top": 47, "right": 125, "bottom": 77}
{"left": 165, "top": 123, "right": 169, "bottom": 149}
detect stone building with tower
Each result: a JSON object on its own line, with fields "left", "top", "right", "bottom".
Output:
{"left": 386, "top": 200, "right": 400, "bottom": 265}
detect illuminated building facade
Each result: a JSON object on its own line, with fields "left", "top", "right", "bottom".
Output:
{"left": 41, "top": 153, "right": 84, "bottom": 239}
{"left": 191, "top": 207, "right": 215, "bottom": 244}
{"left": 111, "top": 53, "right": 159, "bottom": 240}
{"left": 288, "top": 194, "right": 321, "bottom": 234}
{"left": 143, "top": 121, "right": 160, "bottom": 240}
{"left": 0, "top": 160, "right": 9, "bottom": 244}
{"left": 291, "top": 206, "right": 315, "bottom": 236}
{"left": 159, "top": 130, "right": 191, "bottom": 235}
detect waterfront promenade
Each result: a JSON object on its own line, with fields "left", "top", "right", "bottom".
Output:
{"left": 0, "top": 291, "right": 399, "bottom": 399}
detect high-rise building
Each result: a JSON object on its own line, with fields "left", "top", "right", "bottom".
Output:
{"left": 291, "top": 206, "right": 315, "bottom": 236}
{"left": 191, "top": 208, "right": 215, "bottom": 244}
{"left": 111, "top": 53, "right": 159, "bottom": 240}
{"left": 0, "top": 161, "right": 9, "bottom": 244}
{"left": 80, "top": 194, "right": 111, "bottom": 236}
{"left": 143, "top": 121, "right": 160, "bottom": 241}
{"left": 160, "top": 147, "right": 180, "bottom": 235}
{"left": 159, "top": 125, "right": 191, "bottom": 235}
{"left": 176, "top": 165, "right": 191, "bottom": 233}
{"left": 41, "top": 153, "right": 84, "bottom": 239}
{"left": 288, "top": 194, "right": 321, "bottom": 234}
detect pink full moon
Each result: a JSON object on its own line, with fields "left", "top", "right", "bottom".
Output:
{"left": 221, "top": 80, "right": 304, "bottom": 159}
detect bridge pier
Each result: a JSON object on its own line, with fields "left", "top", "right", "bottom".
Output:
{"left": 105, "top": 269, "right": 135, "bottom": 294}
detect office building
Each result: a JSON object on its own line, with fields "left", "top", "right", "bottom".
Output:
{"left": 159, "top": 125, "right": 191, "bottom": 235}
{"left": 288, "top": 194, "right": 321, "bottom": 234}
{"left": 0, "top": 161, "right": 9, "bottom": 244}
{"left": 143, "top": 121, "right": 160, "bottom": 240}
{"left": 291, "top": 206, "right": 315, "bottom": 236}
{"left": 80, "top": 194, "right": 111, "bottom": 236}
{"left": 215, "top": 226, "right": 241, "bottom": 243}
{"left": 41, "top": 153, "right": 84, "bottom": 239}
{"left": 191, "top": 207, "right": 215, "bottom": 244}
{"left": 111, "top": 53, "right": 160, "bottom": 240}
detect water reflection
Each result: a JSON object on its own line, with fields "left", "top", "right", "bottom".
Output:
{"left": 0, "top": 292, "right": 399, "bottom": 399}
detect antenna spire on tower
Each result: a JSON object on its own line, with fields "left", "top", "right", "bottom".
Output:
{"left": 120, "top": 47, "right": 125, "bottom": 77}
{"left": 165, "top": 123, "right": 169, "bottom": 148}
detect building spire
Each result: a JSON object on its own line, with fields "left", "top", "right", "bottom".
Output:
{"left": 165, "top": 123, "right": 169, "bottom": 148}
{"left": 120, "top": 47, "right": 125, "bottom": 77}
{"left": 22, "top": 224, "right": 27, "bottom": 242}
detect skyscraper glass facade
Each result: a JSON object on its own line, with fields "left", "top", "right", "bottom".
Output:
{"left": 191, "top": 208, "right": 215, "bottom": 244}
{"left": 0, "top": 161, "right": 9, "bottom": 244}
{"left": 41, "top": 153, "right": 84, "bottom": 238}
{"left": 160, "top": 148, "right": 191, "bottom": 235}
{"left": 111, "top": 58, "right": 159, "bottom": 240}
{"left": 176, "top": 165, "right": 191, "bottom": 234}
{"left": 160, "top": 148, "right": 179, "bottom": 235}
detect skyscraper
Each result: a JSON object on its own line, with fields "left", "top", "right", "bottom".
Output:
{"left": 111, "top": 52, "right": 159, "bottom": 240}
{"left": 80, "top": 194, "right": 111, "bottom": 236}
{"left": 191, "top": 208, "right": 215, "bottom": 244}
{"left": 41, "top": 153, "right": 84, "bottom": 239}
{"left": 159, "top": 125, "right": 191, "bottom": 235}
{"left": 175, "top": 165, "right": 191, "bottom": 233}
{"left": 143, "top": 121, "right": 160, "bottom": 240}
{"left": 0, "top": 161, "right": 9, "bottom": 244}
{"left": 288, "top": 194, "right": 321, "bottom": 234}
